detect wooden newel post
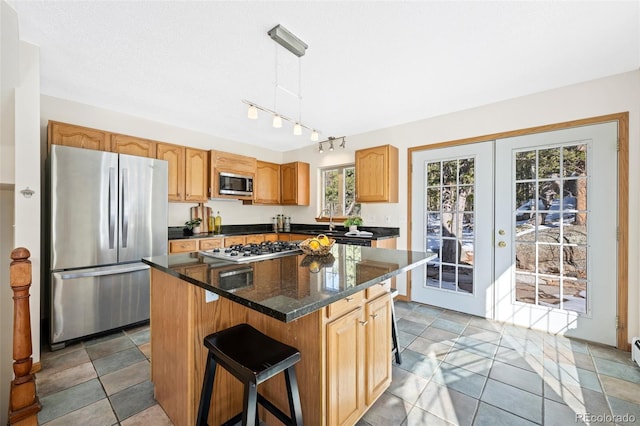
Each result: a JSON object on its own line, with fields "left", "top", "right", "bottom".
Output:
{"left": 8, "top": 247, "right": 41, "bottom": 425}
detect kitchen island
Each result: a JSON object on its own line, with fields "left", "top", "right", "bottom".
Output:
{"left": 142, "top": 245, "right": 433, "bottom": 426}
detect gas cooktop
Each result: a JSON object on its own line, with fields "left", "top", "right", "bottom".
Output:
{"left": 199, "top": 241, "right": 302, "bottom": 263}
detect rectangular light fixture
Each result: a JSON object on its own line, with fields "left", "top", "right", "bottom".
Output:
{"left": 268, "top": 24, "right": 308, "bottom": 57}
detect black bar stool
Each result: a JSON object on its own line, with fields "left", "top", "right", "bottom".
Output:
{"left": 390, "top": 289, "right": 402, "bottom": 364}
{"left": 196, "top": 323, "right": 303, "bottom": 426}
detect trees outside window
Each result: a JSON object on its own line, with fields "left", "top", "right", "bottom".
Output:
{"left": 320, "top": 165, "right": 361, "bottom": 217}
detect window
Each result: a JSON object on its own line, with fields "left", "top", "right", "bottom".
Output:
{"left": 319, "top": 165, "right": 361, "bottom": 219}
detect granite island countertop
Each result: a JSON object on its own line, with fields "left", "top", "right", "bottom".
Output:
{"left": 143, "top": 244, "right": 434, "bottom": 322}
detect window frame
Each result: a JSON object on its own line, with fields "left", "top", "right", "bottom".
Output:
{"left": 316, "top": 164, "right": 360, "bottom": 223}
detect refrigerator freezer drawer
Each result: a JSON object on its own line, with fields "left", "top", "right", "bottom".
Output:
{"left": 51, "top": 263, "right": 150, "bottom": 344}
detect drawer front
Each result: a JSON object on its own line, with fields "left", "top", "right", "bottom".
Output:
{"left": 199, "top": 238, "right": 223, "bottom": 250}
{"left": 169, "top": 240, "right": 197, "bottom": 253}
{"left": 245, "top": 234, "right": 265, "bottom": 244}
{"left": 365, "top": 280, "right": 391, "bottom": 300}
{"left": 224, "top": 236, "right": 246, "bottom": 247}
{"left": 326, "top": 291, "right": 364, "bottom": 319}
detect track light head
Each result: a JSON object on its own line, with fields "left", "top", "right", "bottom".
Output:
{"left": 247, "top": 105, "right": 258, "bottom": 119}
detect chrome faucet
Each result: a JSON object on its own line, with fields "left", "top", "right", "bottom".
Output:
{"left": 321, "top": 202, "right": 340, "bottom": 232}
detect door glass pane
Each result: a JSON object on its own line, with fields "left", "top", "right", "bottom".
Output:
{"left": 424, "top": 157, "right": 475, "bottom": 294}
{"left": 512, "top": 144, "right": 588, "bottom": 313}
{"left": 515, "top": 151, "right": 536, "bottom": 180}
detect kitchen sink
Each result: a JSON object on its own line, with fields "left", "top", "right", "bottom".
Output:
{"left": 303, "top": 230, "right": 343, "bottom": 236}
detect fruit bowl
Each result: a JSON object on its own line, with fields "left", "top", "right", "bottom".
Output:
{"left": 299, "top": 234, "right": 335, "bottom": 256}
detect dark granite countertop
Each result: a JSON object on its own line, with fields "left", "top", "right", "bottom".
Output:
{"left": 168, "top": 224, "right": 400, "bottom": 241}
{"left": 143, "top": 245, "right": 434, "bottom": 323}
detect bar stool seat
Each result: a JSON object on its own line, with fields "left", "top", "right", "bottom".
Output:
{"left": 196, "top": 323, "right": 303, "bottom": 426}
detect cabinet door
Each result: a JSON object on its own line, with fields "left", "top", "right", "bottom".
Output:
{"left": 263, "top": 233, "right": 279, "bottom": 242}
{"left": 49, "top": 121, "right": 110, "bottom": 151}
{"left": 183, "top": 264, "right": 208, "bottom": 282}
{"left": 288, "top": 233, "right": 310, "bottom": 242}
{"left": 185, "top": 148, "right": 208, "bottom": 202}
{"left": 156, "top": 143, "right": 185, "bottom": 201}
{"left": 281, "top": 162, "right": 310, "bottom": 206}
{"left": 355, "top": 145, "right": 398, "bottom": 203}
{"left": 112, "top": 134, "right": 156, "bottom": 157}
{"left": 212, "top": 150, "right": 257, "bottom": 175}
{"left": 365, "top": 294, "right": 392, "bottom": 405}
{"left": 254, "top": 161, "right": 280, "bottom": 204}
{"left": 327, "top": 307, "right": 365, "bottom": 426}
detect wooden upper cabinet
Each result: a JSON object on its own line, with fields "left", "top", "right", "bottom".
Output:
{"left": 254, "top": 161, "right": 280, "bottom": 204}
{"left": 111, "top": 134, "right": 156, "bottom": 158}
{"left": 48, "top": 121, "right": 110, "bottom": 151}
{"left": 211, "top": 150, "right": 257, "bottom": 175}
{"left": 156, "top": 143, "right": 185, "bottom": 202}
{"left": 185, "top": 148, "right": 208, "bottom": 202}
{"left": 209, "top": 150, "right": 257, "bottom": 200}
{"left": 355, "top": 144, "right": 399, "bottom": 203}
{"left": 280, "top": 162, "right": 310, "bottom": 206}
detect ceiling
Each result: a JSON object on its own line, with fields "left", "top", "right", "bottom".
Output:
{"left": 11, "top": 1, "right": 640, "bottom": 152}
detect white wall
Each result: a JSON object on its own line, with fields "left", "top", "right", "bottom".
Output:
{"left": 15, "top": 40, "right": 40, "bottom": 364}
{"left": 1, "top": 1, "right": 19, "bottom": 423}
{"left": 285, "top": 70, "right": 640, "bottom": 343}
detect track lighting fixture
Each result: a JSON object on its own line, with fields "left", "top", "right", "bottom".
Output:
{"left": 243, "top": 24, "right": 321, "bottom": 141}
{"left": 317, "top": 136, "right": 346, "bottom": 153}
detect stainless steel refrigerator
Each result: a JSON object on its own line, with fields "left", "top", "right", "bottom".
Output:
{"left": 49, "top": 145, "right": 168, "bottom": 348}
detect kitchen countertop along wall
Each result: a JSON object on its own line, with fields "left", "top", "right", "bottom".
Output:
{"left": 168, "top": 223, "right": 400, "bottom": 241}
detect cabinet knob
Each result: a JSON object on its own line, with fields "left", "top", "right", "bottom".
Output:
{"left": 498, "top": 241, "right": 507, "bottom": 248}
{"left": 359, "top": 320, "right": 368, "bottom": 326}
{"left": 370, "top": 313, "right": 378, "bottom": 320}
{"left": 345, "top": 297, "right": 353, "bottom": 302}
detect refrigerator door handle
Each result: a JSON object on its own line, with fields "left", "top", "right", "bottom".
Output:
{"left": 121, "top": 168, "right": 129, "bottom": 248}
{"left": 58, "top": 263, "right": 149, "bottom": 280}
{"left": 109, "top": 167, "right": 117, "bottom": 249}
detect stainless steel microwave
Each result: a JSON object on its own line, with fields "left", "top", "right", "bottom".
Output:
{"left": 219, "top": 172, "right": 253, "bottom": 196}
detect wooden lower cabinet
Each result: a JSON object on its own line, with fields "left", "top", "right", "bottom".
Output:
{"left": 326, "top": 291, "right": 392, "bottom": 425}
{"left": 327, "top": 307, "right": 365, "bottom": 426}
{"left": 150, "top": 269, "right": 392, "bottom": 426}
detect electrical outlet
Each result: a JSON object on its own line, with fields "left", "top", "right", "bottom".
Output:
{"left": 384, "top": 215, "right": 391, "bottom": 224}
{"left": 367, "top": 215, "right": 376, "bottom": 223}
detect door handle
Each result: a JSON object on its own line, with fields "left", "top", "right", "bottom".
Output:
{"left": 121, "top": 168, "right": 129, "bottom": 248}
{"left": 108, "top": 167, "right": 116, "bottom": 249}
{"left": 498, "top": 241, "right": 507, "bottom": 248}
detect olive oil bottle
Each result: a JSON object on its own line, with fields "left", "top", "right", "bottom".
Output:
{"left": 214, "top": 211, "right": 222, "bottom": 234}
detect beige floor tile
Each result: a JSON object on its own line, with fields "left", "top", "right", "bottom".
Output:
{"left": 599, "top": 375, "right": 640, "bottom": 405}
{"left": 100, "top": 360, "right": 150, "bottom": 395}
{"left": 40, "top": 348, "right": 91, "bottom": 377}
{"left": 120, "top": 404, "right": 173, "bottom": 426}
{"left": 36, "top": 361, "right": 96, "bottom": 397}
{"left": 41, "top": 398, "right": 116, "bottom": 426}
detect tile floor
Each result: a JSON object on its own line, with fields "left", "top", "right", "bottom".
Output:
{"left": 35, "top": 301, "right": 640, "bottom": 425}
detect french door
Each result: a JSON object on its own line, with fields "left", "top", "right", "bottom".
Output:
{"left": 411, "top": 142, "right": 494, "bottom": 318}
{"left": 411, "top": 122, "right": 618, "bottom": 344}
